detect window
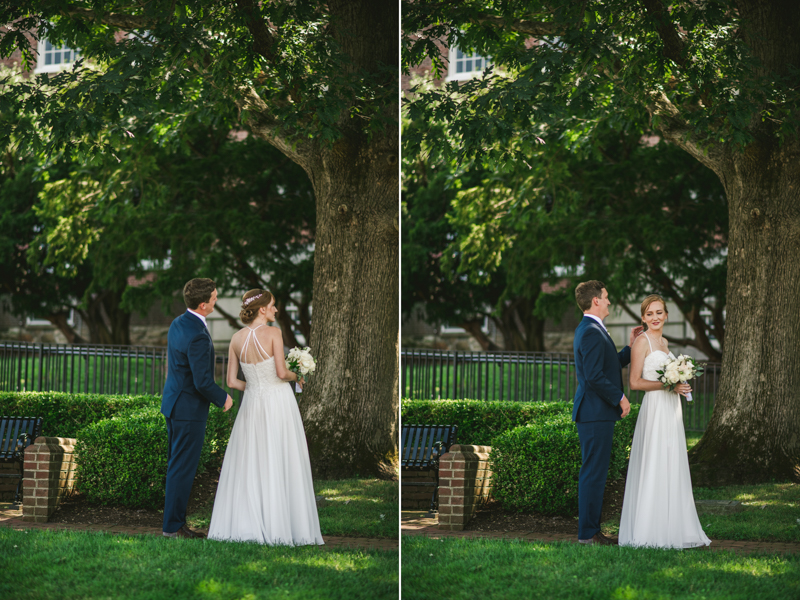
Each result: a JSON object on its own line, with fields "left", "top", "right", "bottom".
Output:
{"left": 36, "top": 38, "right": 81, "bottom": 74}
{"left": 447, "top": 46, "right": 492, "bottom": 81}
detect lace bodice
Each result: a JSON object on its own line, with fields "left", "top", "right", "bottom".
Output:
{"left": 640, "top": 333, "right": 675, "bottom": 381}
{"left": 241, "top": 357, "right": 286, "bottom": 389}
{"left": 642, "top": 350, "right": 675, "bottom": 382}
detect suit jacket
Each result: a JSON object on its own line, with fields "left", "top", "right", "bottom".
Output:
{"left": 161, "top": 311, "right": 227, "bottom": 421}
{"left": 572, "top": 315, "right": 631, "bottom": 422}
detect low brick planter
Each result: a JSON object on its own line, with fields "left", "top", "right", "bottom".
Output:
{"left": 22, "top": 437, "right": 78, "bottom": 522}
{"left": 438, "top": 444, "right": 492, "bottom": 531}
{"left": 401, "top": 468, "right": 437, "bottom": 510}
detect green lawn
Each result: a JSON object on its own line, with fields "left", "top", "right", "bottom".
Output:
{"left": 0, "top": 527, "right": 398, "bottom": 600}
{"left": 187, "top": 478, "right": 398, "bottom": 539}
{"left": 401, "top": 536, "right": 800, "bottom": 600}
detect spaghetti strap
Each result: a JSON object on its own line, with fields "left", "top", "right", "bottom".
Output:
{"left": 240, "top": 326, "right": 273, "bottom": 364}
{"left": 644, "top": 332, "right": 654, "bottom": 353}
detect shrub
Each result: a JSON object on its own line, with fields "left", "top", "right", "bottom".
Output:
{"left": 401, "top": 399, "right": 571, "bottom": 445}
{"left": 75, "top": 406, "right": 233, "bottom": 508}
{"left": 0, "top": 391, "right": 159, "bottom": 438}
{"left": 490, "top": 404, "right": 640, "bottom": 516}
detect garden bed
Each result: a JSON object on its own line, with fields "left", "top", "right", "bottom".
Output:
{"left": 464, "top": 477, "right": 626, "bottom": 535}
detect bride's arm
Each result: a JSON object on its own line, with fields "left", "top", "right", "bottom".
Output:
{"left": 629, "top": 336, "right": 665, "bottom": 392}
{"left": 272, "top": 329, "right": 299, "bottom": 382}
{"left": 226, "top": 339, "right": 247, "bottom": 392}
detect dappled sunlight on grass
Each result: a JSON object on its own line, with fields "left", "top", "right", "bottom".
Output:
{"left": 403, "top": 535, "right": 800, "bottom": 600}
{"left": 0, "top": 528, "right": 398, "bottom": 600}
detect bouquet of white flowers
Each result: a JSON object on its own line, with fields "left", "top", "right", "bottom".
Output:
{"left": 286, "top": 346, "right": 316, "bottom": 393}
{"left": 656, "top": 354, "right": 705, "bottom": 401}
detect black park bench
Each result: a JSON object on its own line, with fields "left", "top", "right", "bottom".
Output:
{"left": 401, "top": 424, "right": 458, "bottom": 517}
{"left": 0, "top": 417, "right": 44, "bottom": 506}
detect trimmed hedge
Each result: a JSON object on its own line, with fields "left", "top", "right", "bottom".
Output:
{"left": 401, "top": 399, "right": 572, "bottom": 445}
{"left": 490, "top": 404, "right": 640, "bottom": 516}
{"left": 75, "top": 406, "right": 233, "bottom": 508}
{"left": 0, "top": 391, "right": 160, "bottom": 438}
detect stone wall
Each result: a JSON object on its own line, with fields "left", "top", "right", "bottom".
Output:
{"left": 22, "top": 437, "right": 78, "bottom": 522}
{"left": 438, "top": 444, "right": 493, "bottom": 531}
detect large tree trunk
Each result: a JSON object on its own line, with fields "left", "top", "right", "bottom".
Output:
{"left": 263, "top": 0, "right": 398, "bottom": 479}
{"left": 492, "top": 297, "right": 546, "bottom": 352}
{"left": 688, "top": 139, "right": 800, "bottom": 484}
{"left": 300, "top": 132, "right": 399, "bottom": 479}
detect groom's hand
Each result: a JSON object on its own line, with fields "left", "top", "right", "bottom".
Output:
{"left": 223, "top": 395, "right": 233, "bottom": 412}
{"left": 619, "top": 396, "right": 631, "bottom": 418}
{"left": 629, "top": 326, "right": 644, "bottom": 347}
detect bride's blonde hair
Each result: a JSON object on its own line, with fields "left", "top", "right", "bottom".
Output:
{"left": 640, "top": 294, "right": 668, "bottom": 331}
{"left": 239, "top": 289, "right": 274, "bottom": 325}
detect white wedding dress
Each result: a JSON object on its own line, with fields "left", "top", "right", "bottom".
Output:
{"left": 208, "top": 325, "right": 324, "bottom": 546}
{"left": 618, "top": 334, "right": 711, "bottom": 549}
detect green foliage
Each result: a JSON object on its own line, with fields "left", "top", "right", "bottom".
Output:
{"left": 401, "top": 399, "right": 572, "bottom": 445}
{"left": 490, "top": 405, "right": 640, "bottom": 515}
{"left": 0, "top": 391, "right": 159, "bottom": 438}
{"left": 75, "top": 406, "right": 232, "bottom": 508}
{"left": 402, "top": 82, "right": 728, "bottom": 356}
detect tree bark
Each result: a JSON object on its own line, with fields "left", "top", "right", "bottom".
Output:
{"left": 243, "top": 0, "right": 399, "bottom": 478}
{"left": 689, "top": 139, "right": 800, "bottom": 484}
{"left": 298, "top": 132, "right": 399, "bottom": 478}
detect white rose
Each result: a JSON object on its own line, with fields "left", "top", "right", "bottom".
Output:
{"left": 299, "top": 365, "right": 309, "bottom": 375}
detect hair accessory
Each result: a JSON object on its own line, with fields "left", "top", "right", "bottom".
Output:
{"left": 243, "top": 293, "right": 263, "bottom": 307}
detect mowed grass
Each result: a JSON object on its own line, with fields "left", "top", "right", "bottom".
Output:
{"left": 597, "top": 432, "right": 800, "bottom": 542}
{"left": 187, "top": 478, "right": 398, "bottom": 539}
{"left": 0, "top": 527, "right": 398, "bottom": 600}
{"left": 401, "top": 536, "right": 800, "bottom": 600}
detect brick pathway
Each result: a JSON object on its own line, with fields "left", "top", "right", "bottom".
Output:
{"left": 402, "top": 511, "right": 800, "bottom": 555}
{"left": 0, "top": 504, "right": 397, "bottom": 551}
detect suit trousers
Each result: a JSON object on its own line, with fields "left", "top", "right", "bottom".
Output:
{"left": 576, "top": 420, "right": 616, "bottom": 540}
{"left": 163, "top": 417, "right": 207, "bottom": 533}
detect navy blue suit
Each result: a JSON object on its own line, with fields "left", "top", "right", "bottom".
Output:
{"left": 572, "top": 315, "right": 631, "bottom": 540}
{"left": 161, "top": 311, "right": 227, "bottom": 533}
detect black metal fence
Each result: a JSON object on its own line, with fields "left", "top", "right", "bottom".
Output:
{"left": 401, "top": 349, "right": 721, "bottom": 432}
{"left": 0, "top": 342, "right": 234, "bottom": 396}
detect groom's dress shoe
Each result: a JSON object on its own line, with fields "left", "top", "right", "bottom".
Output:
{"left": 163, "top": 525, "right": 206, "bottom": 539}
{"left": 578, "top": 532, "right": 617, "bottom": 546}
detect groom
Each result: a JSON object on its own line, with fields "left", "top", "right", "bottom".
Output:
{"left": 161, "top": 278, "right": 233, "bottom": 539}
{"left": 572, "top": 280, "right": 640, "bottom": 546}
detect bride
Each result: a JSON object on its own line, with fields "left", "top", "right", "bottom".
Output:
{"left": 207, "top": 289, "right": 324, "bottom": 546}
{"left": 618, "top": 294, "right": 711, "bottom": 549}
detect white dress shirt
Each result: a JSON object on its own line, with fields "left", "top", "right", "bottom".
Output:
{"left": 186, "top": 309, "right": 208, "bottom": 328}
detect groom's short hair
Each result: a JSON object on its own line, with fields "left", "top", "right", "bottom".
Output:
{"left": 575, "top": 280, "right": 606, "bottom": 312}
{"left": 183, "top": 278, "right": 216, "bottom": 309}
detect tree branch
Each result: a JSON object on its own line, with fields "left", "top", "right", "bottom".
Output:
{"left": 235, "top": 85, "right": 312, "bottom": 167}
{"left": 640, "top": 0, "right": 686, "bottom": 67}
{"left": 213, "top": 303, "right": 242, "bottom": 331}
{"left": 644, "top": 89, "right": 727, "bottom": 175}
{"left": 59, "top": 7, "right": 154, "bottom": 30}
{"left": 470, "top": 15, "right": 564, "bottom": 37}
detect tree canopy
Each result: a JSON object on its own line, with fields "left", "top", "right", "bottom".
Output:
{"left": 403, "top": 0, "right": 800, "bottom": 484}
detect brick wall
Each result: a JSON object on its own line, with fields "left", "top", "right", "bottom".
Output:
{"left": 401, "top": 468, "right": 437, "bottom": 510}
{"left": 0, "top": 461, "right": 21, "bottom": 501}
{"left": 438, "top": 444, "right": 493, "bottom": 531}
{"left": 22, "top": 437, "right": 78, "bottom": 522}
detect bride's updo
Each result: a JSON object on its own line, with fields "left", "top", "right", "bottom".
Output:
{"left": 640, "top": 294, "right": 668, "bottom": 331}
{"left": 239, "top": 289, "right": 274, "bottom": 325}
